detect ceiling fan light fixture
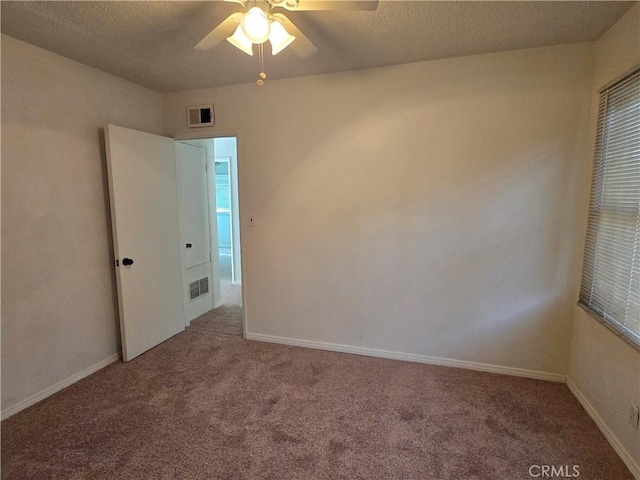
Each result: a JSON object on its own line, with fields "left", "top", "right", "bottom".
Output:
{"left": 241, "top": 7, "right": 271, "bottom": 44}
{"left": 227, "top": 24, "right": 254, "bottom": 56}
{"left": 269, "top": 19, "right": 295, "bottom": 55}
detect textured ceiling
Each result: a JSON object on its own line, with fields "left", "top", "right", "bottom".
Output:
{"left": 1, "top": 1, "right": 635, "bottom": 92}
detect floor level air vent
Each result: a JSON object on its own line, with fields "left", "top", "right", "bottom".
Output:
{"left": 189, "top": 277, "right": 210, "bottom": 301}
{"left": 199, "top": 277, "right": 209, "bottom": 295}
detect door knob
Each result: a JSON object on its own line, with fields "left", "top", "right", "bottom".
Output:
{"left": 186, "top": 243, "right": 192, "bottom": 248}
{"left": 122, "top": 258, "right": 134, "bottom": 266}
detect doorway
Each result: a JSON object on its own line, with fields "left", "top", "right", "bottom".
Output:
{"left": 212, "top": 137, "right": 241, "bottom": 286}
{"left": 175, "top": 136, "right": 243, "bottom": 337}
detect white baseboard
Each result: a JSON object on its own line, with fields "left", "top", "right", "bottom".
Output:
{"left": 566, "top": 377, "right": 640, "bottom": 479}
{"left": 245, "top": 332, "right": 566, "bottom": 383}
{"left": 1, "top": 353, "right": 121, "bottom": 421}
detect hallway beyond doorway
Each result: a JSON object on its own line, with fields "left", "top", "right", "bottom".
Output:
{"left": 213, "top": 137, "right": 241, "bottom": 286}
{"left": 192, "top": 279, "right": 242, "bottom": 336}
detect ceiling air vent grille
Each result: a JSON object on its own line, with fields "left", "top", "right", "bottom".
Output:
{"left": 189, "top": 277, "right": 210, "bottom": 301}
{"left": 186, "top": 105, "right": 215, "bottom": 128}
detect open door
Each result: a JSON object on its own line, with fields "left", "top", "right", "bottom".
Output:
{"left": 176, "top": 142, "right": 215, "bottom": 323}
{"left": 105, "top": 125, "right": 185, "bottom": 361}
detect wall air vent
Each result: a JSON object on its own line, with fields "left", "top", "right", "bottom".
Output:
{"left": 189, "top": 281, "right": 200, "bottom": 300}
{"left": 199, "top": 277, "right": 209, "bottom": 295}
{"left": 186, "top": 105, "right": 215, "bottom": 128}
{"left": 189, "top": 277, "right": 210, "bottom": 301}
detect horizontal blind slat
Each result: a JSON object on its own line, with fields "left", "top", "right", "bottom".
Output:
{"left": 580, "top": 67, "right": 640, "bottom": 347}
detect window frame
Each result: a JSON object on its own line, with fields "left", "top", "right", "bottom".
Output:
{"left": 577, "top": 64, "right": 640, "bottom": 351}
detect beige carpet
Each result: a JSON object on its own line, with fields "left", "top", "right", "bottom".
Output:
{"left": 1, "top": 322, "right": 633, "bottom": 480}
{"left": 194, "top": 279, "right": 243, "bottom": 336}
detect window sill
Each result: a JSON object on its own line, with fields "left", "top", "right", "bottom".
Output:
{"left": 577, "top": 302, "right": 640, "bottom": 352}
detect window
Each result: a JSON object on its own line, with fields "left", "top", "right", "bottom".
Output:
{"left": 579, "top": 67, "right": 640, "bottom": 347}
{"left": 214, "top": 160, "right": 231, "bottom": 212}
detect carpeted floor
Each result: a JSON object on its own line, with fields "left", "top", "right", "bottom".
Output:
{"left": 193, "top": 278, "right": 243, "bottom": 336}
{"left": 1, "top": 324, "right": 632, "bottom": 479}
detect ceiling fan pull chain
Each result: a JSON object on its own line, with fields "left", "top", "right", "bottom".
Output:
{"left": 257, "top": 43, "right": 267, "bottom": 86}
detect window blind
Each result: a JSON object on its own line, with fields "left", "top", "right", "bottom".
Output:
{"left": 579, "top": 67, "right": 640, "bottom": 347}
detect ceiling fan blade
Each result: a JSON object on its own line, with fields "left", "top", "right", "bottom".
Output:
{"left": 275, "top": 0, "right": 378, "bottom": 11}
{"left": 272, "top": 13, "right": 318, "bottom": 58}
{"left": 224, "top": 0, "right": 247, "bottom": 5}
{"left": 194, "top": 12, "right": 244, "bottom": 51}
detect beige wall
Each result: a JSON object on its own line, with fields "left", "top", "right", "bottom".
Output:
{"left": 1, "top": 35, "right": 163, "bottom": 412}
{"left": 568, "top": 4, "right": 640, "bottom": 473}
{"left": 164, "top": 42, "right": 594, "bottom": 377}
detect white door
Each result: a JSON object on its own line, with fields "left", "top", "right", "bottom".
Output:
{"left": 177, "top": 143, "right": 211, "bottom": 269}
{"left": 105, "top": 125, "right": 185, "bottom": 361}
{"left": 176, "top": 142, "right": 214, "bottom": 323}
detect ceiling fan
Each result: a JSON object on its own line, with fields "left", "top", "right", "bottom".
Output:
{"left": 194, "top": 0, "right": 378, "bottom": 82}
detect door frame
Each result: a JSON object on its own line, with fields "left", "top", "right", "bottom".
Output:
{"left": 172, "top": 131, "right": 247, "bottom": 338}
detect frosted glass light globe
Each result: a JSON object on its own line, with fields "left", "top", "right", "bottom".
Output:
{"left": 242, "top": 7, "right": 271, "bottom": 44}
{"left": 269, "top": 19, "right": 295, "bottom": 55}
{"left": 227, "top": 24, "right": 254, "bottom": 56}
